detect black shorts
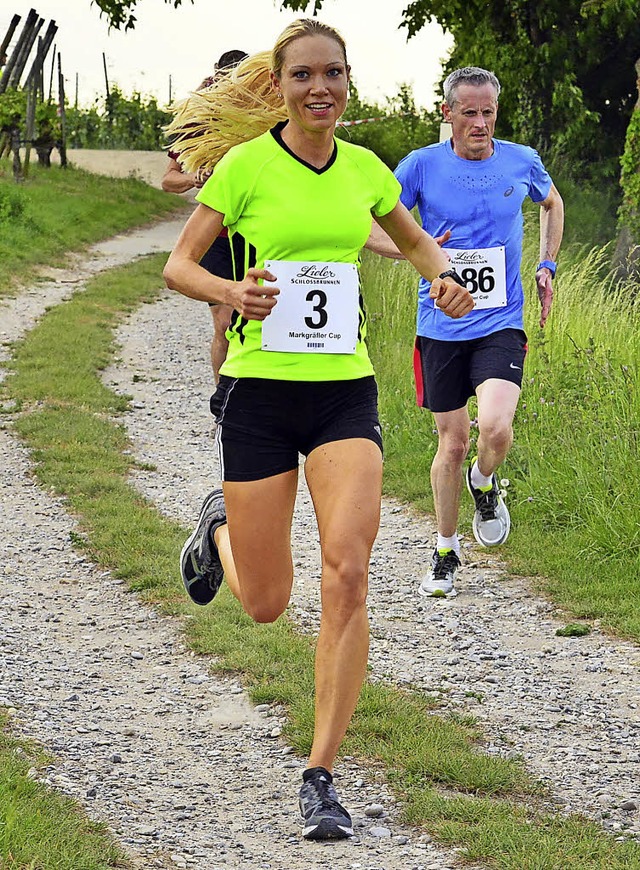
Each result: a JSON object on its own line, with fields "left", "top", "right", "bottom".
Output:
{"left": 413, "top": 328, "right": 528, "bottom": 413}
{"left": 210, "top": 375, "right": 383, "bottom": 482}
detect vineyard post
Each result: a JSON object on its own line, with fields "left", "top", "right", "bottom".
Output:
{"left": 7, "top": 13, "right": 44, "bottom": 90}
{"left": 48, "top": 43, "right": 56, "bottom": 101}
{"left": 0, "top": 14, "right": 21, "bottom": 71}
{"left": 103, "top": 51, "right": 113, "bottom": 131}
{"left": 25, "top": 19, "right": 58, "bottom": 93}
{"left": 57, "top": 51, "right": 67, "bottom": 168}
{"left": 0, "top": 8, "right": 37, "bottom": 94}
{"left": 23, "top": 75, "right": 37, "bottom": 178}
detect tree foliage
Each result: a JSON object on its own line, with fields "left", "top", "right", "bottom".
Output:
{"left": 92, "top": 0, "right": 192, "bottom": 30}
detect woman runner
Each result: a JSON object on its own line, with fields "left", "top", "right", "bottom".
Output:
{"left": 163, "top": 17, "right": 473, "bottom": 841}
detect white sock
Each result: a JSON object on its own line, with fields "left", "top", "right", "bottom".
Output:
{"left": 470, "top": 460, "right": 493, "bottom": 490}
{"left": 437, "top": 533, "right": 460, "bottom": 554}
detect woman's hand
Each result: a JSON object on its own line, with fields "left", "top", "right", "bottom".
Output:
{"left": 429, "top": 276, "right": 474, "bottom": 319}
{"left": 229, "top": 268, "right": 280, "bottom": 320}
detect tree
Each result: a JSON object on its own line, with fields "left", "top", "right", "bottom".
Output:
{"left": 92, "top": 0, "right": 192, "bottom": 30}
{"left": 615, "top": 57, "right": 640, "bottom": 271}
{"left": 399, "top": 1, "right": 640, "bottom": 181}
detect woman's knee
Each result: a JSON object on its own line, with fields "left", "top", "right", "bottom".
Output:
{"left": 321, "top": 555, "right": 369, "bottom": 615}
{"left": 242, "top": 591, "right": 289, "bottom": 624}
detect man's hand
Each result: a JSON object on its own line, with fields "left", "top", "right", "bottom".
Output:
{"left": 429, "top": 276, "right": 474, "bottom": 319}
{"left": 536, "top": 266, "right": 554, "bottom": 328}
{"left": 434, "top": 229, "right": 451, "bottom": 248}
{"left": 229, "top": 268, "right": 280, "bottom": 320}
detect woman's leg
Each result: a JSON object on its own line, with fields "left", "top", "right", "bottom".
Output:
{"left": 303, "top": 438, "right": 382, "bottom": 771}
{"left": 215, "top": 468, "right": 299, "bottom": 623}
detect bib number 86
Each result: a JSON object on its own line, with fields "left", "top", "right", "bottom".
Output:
{"left": 460, "top": 266, "right": 495, "bottom": 295}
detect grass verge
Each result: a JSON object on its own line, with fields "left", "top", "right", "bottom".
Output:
{"left": 2, "top": 253, "right": 640, "bottom": 867}
{"left": 0, "top": 160, "right": 186, "bottom": 297}
{"left": 0, "top": 713, "right": 128, "bottom": 869}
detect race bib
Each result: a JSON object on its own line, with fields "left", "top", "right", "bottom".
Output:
{"left": 443, "top": 246, "right": 507, "bottom": 309}
{"left": 261, "top": 260, "right": 359, "bottom": 354}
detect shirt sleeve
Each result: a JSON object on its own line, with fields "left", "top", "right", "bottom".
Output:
{"left": 528, "top": 149, "right": 553, "bottom": 203}
{"left": 195, "top": 149, "right": 244, "bottom": 226}
{"left": 394, "top": 150, "right": 420, "bottom": 211}
{"left": 371, "top": 161, "right": 402, "bottom": 218}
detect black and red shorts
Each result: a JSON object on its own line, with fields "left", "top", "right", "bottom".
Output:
{"left": 413, "top": 328, "right": 528, "bottom": 413}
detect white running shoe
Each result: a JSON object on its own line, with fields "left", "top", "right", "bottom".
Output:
{"left": 466, "top": 462, "right": 511, "bottom": 547}
{"left": 418, "top": 548, "right": 460, "bottom": 598}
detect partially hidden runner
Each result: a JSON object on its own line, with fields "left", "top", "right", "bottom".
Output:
{"left": 162, "top": 49, "right": 248, "bottom": 382}
{"left": 163, "top": 19, "right": 473, "bottom": 840}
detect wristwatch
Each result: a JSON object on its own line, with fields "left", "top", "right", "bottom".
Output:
{"left": 438, "top": 269, "right": 464, "bottom": 284}
{"left": 537, "top": 259, "right": 557, "bottom": 277}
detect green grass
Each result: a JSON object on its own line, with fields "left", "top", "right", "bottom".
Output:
{"left": 3, "top": 251, "right": 640, "bottom": 868}
{"left": 0, "top": 713, "right": 128, "bottom": 869}
{"left": 0, "top": 160, "right": 186, "bottom": 297}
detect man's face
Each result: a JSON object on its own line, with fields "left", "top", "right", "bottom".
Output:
{"left": 442, "top": 83, "right": 498, "bottom": 161}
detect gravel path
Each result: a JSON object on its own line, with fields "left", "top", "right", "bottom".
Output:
{"left": 0, "top": 219, "right": 465, "bottom": 870}
{"left": 2, "top": 216, "right": 639, "bottom": 869}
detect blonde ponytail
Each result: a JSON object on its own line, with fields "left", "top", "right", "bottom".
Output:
{"left": 164, "top": 51, "right": 288, "bottom": 172}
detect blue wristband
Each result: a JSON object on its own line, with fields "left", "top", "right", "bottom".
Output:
{"left": 537, "top": 259, "right": 557, "bottom": 277}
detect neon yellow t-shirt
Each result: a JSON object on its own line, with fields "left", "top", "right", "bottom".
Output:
{"left": 196, "top": 122, "right": 400, "bottom": 381}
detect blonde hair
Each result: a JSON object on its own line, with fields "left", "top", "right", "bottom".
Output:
{"left": 164, "top": 19, "right": 348, "bottom": 172}
{"left": 272, "top": 18, "right": 347, "bottom": 78}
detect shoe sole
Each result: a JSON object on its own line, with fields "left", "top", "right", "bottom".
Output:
{"left": 302, "top": 820, "right": 353, "bottom": 840}
{"left": 417, "top": 583, "right": 457, "bottom": 599}
{"left": 471, "top": 508, "right": 511, "bottom": 547}
{"left": 179, "top": 490, "right": 224, "bottom": 604}
{"left": 465, "top": 469, "right": 511, "bottom": 547}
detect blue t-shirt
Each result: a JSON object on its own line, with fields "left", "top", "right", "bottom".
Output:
{"left": 395, "top": 138, "right": 552, "bottom": 340}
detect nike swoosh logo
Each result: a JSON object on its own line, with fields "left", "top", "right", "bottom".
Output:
{"left": 509, "top": 363, "right": 521, "bottom": 370}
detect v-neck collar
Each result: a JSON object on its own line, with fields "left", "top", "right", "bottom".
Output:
{"left": 270, "top": 121, "right": 337, "bottom": 175}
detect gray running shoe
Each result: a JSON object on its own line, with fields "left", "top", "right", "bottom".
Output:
{"left": 418, "top": 548, "right": 460, "bottom": 598}
{"left": 299, "top": 767, "right": 353, "bottom": 840}
{"left": 466, "top": 463, "right": 511, "bottom": 547}
{"left": 180, "top": 489, "right": 226, "bottom": 605}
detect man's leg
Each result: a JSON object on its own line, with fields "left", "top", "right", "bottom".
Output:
{"left": 417, "top": 407, "right": 470, "bottom": 597}
{"left": 465, "top": 378, "right": 521, "bottom": 547}
{"left": 474, "top": 378, "right": 521, "bottom": 477}
{"left": 431, "top": 406, "right": 471, "bottom": 538}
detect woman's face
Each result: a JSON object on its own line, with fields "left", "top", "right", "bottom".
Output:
{"left": 272, "top": 34, "right": 350, "bottom": 135}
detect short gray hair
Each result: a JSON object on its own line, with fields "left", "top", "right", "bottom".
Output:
{"left": 443, "top": 67, "right": 501, "bottom": 106}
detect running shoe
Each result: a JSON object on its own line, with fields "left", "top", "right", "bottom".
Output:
{"left": 465, "top": 460, "right": 511, "bottom": 547}
{"left": 418, "top": 548, "right": 460, "bottom": 598}
{"left": 179, "top": 489, "right": 227, "bottom": 605}
{"left": 299, "top": 766, "right": 353, "bottom": 840}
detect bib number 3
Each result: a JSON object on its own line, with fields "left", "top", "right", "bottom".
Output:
{"left": 261, "top": 260, "right": 360, "bottom": 353}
